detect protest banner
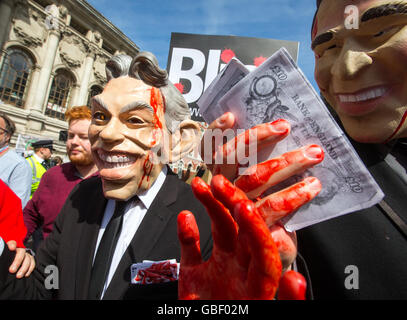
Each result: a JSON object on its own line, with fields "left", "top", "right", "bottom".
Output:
{"left": 166, "top": 32, "right": 299, "bottom": 122}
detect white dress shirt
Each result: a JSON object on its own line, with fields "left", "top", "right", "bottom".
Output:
{"left": 94, "top": 166, "right": 168, "bottom": 299}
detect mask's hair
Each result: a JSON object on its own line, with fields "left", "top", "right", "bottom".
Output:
{"left": 105, "top": 52, "right": 190, "bottom": 133}
{"left": 129, "top": 52, "right": 168, "bottom": 87}
{"left": 105, "top": 55, "right": 133, "bottom": 80}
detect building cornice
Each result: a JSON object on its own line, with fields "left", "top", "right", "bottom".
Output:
{"left": 64, "top": 0, "right": 140, "bottom": 55}
{"left": 25, "top": 0, "right": 139, "bottom": 56}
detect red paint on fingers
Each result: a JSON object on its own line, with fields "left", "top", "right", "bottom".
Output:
{"left": 235, "top": 144, "right": 324, "bottom": 198}
{"left": 210, "top": 119, "right": 290, "bottom": 182}
{"left": 177, "top": 211, "right": 203, "bottom": 267}
{"left": 210, "top": 174, "right": 248, "bottom": 217}
{"left": 222, "top": 119, "right": 290, "bottom": 159}
{"left": 191, "top": 177, "right": 238, "bottom": 252}
{"left": 234, "top": 200, "right": 282, "bottom": 299}
{"left": 248, "top": 119, "right": 291, "bottom": 148}
{"left": 234, "top": 200, "right": 280, "bottom": 263}
{"left": 256, "top": 176, "right": 322, "bottom": 226}
{"left": 177, "top": 211, "right": 200, "bottom": 245}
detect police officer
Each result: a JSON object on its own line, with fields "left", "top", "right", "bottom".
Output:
{"left": 25, "top": 140, "right": 54, "bottom": 199}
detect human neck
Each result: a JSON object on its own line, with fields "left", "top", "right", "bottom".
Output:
{"left": 34, "top": 152, "right": 45, "bottom": 161}
{"left": 75, "top": 163, "right": 98, "bottom": 179}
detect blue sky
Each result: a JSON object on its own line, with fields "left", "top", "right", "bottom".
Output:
{"left": 87, "top": 0, "right": 318, "bottom": 89}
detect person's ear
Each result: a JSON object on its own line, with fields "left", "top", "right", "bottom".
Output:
{"left": 168, "top": 120, "right": 201, "bottom": 163}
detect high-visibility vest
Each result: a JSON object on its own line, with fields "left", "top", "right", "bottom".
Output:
{"left": 26, "top": 156, "right": 47, "bottom": 199}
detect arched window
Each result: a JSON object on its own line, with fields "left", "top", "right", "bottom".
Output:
{"left": 45, "top": 70, "right": 74, "bottom": 120}
{"left": 87, "top": 85, "right": 103, "bottom": 108}
{"left": 0, "top": 47, "right": 34, "bottom": 108}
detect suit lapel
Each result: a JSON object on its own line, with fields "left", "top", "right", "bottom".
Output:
{"left": 102, "top": 172, "right": 180, "bottom": 299}
{"left": 74, "top": 178, "right": 108, "bottom": 299}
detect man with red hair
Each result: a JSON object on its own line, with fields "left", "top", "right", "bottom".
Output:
{"left": 23, "top": 106, "right": 98, "bottom": 250}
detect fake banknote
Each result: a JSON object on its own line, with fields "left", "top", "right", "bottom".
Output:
{"left": 197, "top": 58, "right": 249, "bottom": 125}
{"left": 200, "top": 47, "right": 384, "bottom": 231}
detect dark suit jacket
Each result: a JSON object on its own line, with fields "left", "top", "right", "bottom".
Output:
{"left": 0, "top": 170, "right": 213, "bottom": 300}
{"left": 297, "top": 141, "right": 407, "bottom": 299}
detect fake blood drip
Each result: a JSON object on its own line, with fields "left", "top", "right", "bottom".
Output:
{"left": 384, "top": 109, "right": 407, "bottom": 143}
{"left": 138, "top": 154, "right": 153, "bottom": 189}
{"left": 150, "top": 87, "right": 164, "bottom": 147}
{"left": 137, "top": 87, "right": 165, "bottom": 189}
{"left": 150, "top": 87, "right": 164, "bottom": 130}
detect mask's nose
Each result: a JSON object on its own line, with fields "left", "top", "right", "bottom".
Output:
{"left": 331, "top": 39, "right": 373, "bottom": 80}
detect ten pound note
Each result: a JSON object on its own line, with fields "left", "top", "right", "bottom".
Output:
{"left": 197, "top": 47, "right": 384, "bottom": 231}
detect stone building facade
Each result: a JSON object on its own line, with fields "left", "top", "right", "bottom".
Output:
{"left": 0, "top": 0, "right": 139, "bottom": 157}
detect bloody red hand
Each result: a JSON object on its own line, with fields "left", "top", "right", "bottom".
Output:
{"left": 201, "top": 114, "right": 324, "bottom": 270}
{"left": 177, "top": 175, "right": 282, "bottom": 300}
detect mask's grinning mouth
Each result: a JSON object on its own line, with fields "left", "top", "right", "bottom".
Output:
{"left": 97, "top": 149, "right": 137, "bottom": 169}
{"left": 337, "top": 87, "right": 387, "bottom": 103}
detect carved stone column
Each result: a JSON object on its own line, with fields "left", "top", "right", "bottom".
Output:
{"left": 31, "top": 30, "right": 60, "bottom": 114}
{"left": 69, "top": 83, "right": 81, "bottom": 108}
{"left": 31, "top": 4, "right": 62, "bottom": 114}
{"left": 77, "top": 48, "right": 96, "bottom": 105}
{"left": 26, "top": 69, "right": 55, "bottom": 132}
{"left": 0, "top": 0, "right": 15, "bottom": 51}
{"left": 24, "top": 64, "right": 41, "bottom": 110}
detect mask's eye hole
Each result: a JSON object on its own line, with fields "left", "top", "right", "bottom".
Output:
{"left": 374, "top": 30, "right": 385, "bottom": 37}
{"left": 93, "top": 111, "right": 107, "bottom": 121}
{"left": 373, "top": 25, "right": 399, "bottom": 37}
{"left": 128, "top": 117, "right": 144, "bottom": 125}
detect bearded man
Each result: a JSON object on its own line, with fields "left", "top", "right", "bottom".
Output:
{"left": 23, "top": 106, "right": 98, "bottom": 248}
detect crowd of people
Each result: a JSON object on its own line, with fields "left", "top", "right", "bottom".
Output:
{"left": 0, "top": 105, "right": 99, "bottom": 275}
{"left": 0, "top": 0, "right": 405, "bottom": 300}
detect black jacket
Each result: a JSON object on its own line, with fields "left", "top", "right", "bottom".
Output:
{"left": 0, "top": 170, "right": 212, "bottom": 300}
{"left": 297, "top": 139, "right": 407, "bottom": 299}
